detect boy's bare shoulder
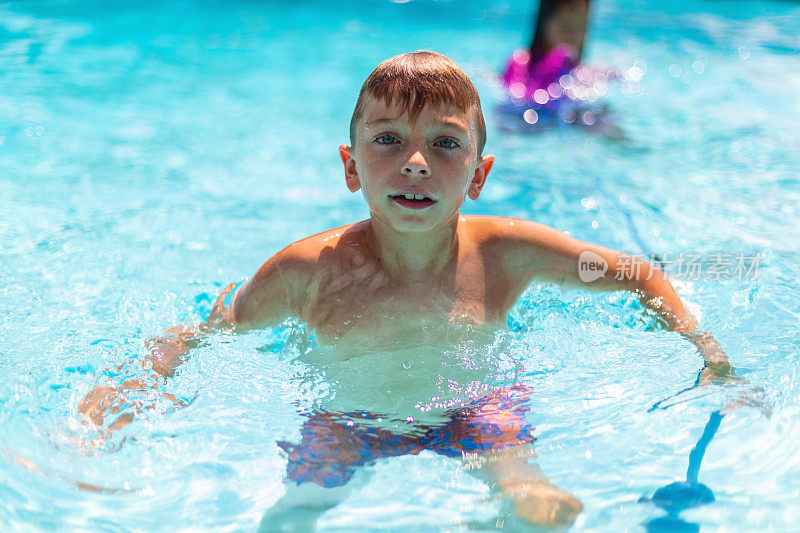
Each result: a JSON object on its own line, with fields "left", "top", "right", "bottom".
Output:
{"left": 461, "top": 215, "right": 592, "bottom": 284}
{"left": 461, "top": 215, "right": 577, "bottom": 251}
{"left": 234, "top": 221, "right": 370, "bottom": 326}
{"left": 250, "top": 220, "right": 372, "bottom": 291}
{"left": 271, "top": 220, "right": 371, "bottom": 272}
{"left": 460, "top": 215, "right": 651, "bottom": 290}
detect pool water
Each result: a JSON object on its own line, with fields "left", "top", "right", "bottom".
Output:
{"left": 2, "top": 0, "right": 800, "bottom": 530}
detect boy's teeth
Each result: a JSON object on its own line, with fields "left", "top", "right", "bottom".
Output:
{"left": 402, "top": 194, "right": 427, "bottom": 200}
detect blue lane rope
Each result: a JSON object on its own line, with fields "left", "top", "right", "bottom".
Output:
{"left": 640, "top": 409, "right": 724, "bottom": 533}
{"left": 686, "top": 410, "right": 724, "bottom": 485}
{"left": 648, "top": 370, "right": 706, "bottom": 412}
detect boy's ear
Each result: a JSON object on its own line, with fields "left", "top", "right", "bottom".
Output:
{"left": 467, "top": 154, "right": 494, "bottom": 201}
{"left": 339, "top": 145, "right": 361, "bottom": 193}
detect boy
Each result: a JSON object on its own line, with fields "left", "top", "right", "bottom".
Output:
{"left": 79, "top": 51, "right": 732, "bottom": 527}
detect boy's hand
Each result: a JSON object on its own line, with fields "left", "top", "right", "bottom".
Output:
{"left": 76, "top": 283, "right": 236, "bottom": 450}
{"left": 78, "top": 384, "right": 128, "bottom": 429}
{"left": 677, "top": 331, "right": 743, "bottom": 388}
{"left": 77, "top": 378, "right": 185, "bottom": 445}
{"left": 697, "top": 361, "right": 740, "bottom": 387}
{"left": 206, "top": 282, "right": 237, "bottom": 330}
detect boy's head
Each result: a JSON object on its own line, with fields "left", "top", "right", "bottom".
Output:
{"left": 340, "top": 51, "right": 494, "bottom": 234}
{"left": 349, "top": 51, "right": 486, "bottom": 157}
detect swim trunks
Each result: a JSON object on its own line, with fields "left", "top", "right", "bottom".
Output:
{"left": 278, "top": 385, "right": 534, "bottom": 488}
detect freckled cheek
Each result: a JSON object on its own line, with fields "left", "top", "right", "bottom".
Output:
{"left": 356, "top": 157, "right": 386, "bottom": 184}
{"left": 355, "top": 162, "right": 391, "bottom": 201}
{"left": 360, "top": 149, "right": 401, "bottom": 173}
{"left": 435, "top": 156, "right": 474, "bottom": 183}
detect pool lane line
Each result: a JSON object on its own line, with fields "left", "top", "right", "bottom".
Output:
{"left": 686, "top": 410, "right": 724, "bottom": 486}
{"left": 648, "top": 388, "right": 715, "bottom": 412}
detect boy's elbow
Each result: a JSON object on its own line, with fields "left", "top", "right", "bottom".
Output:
{"left": 635, "top": 266, "right": 698, "bottom": 333}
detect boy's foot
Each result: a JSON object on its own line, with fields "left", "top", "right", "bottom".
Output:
{"left": 501, "top": 479, "right": 583, "bottom": 526}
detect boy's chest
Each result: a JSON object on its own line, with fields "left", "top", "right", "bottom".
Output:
{"left": 299, "top": 261, "right": 507, "bottom": 346}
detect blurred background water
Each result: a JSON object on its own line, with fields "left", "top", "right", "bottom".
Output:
{"left": 1, "top": 0, "right": 799, "bottom": 530}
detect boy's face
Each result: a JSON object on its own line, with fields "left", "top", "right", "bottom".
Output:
{"left": 340, "top": 95, "right": 494, "bottom": 234}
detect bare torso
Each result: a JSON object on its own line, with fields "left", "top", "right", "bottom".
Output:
{"left": 231, "top": 214, "right": 688, "bottom": 370}
{"left": 270, "top": 218, "right": 534, "bottom": 356}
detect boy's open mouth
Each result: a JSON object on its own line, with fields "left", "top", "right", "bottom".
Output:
{"left": 390, "top": 193, "right": 436, "bottom": 210}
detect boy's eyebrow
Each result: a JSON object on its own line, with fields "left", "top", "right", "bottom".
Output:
{"left": 365, "top": 117, "right": 470, "bottom": 136}
{"left": 434, "top": 118, "right": 470, "bottom": 134}
{"left": 365, "top": 118, "right": 400, "bottom": 128}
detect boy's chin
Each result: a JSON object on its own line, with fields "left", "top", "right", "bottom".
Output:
{"left": 372, "top": 210, "right": 448, "bottom": 233}
{"left": 393, "top": 215, "right": 463, "bottom": 234}
{"left": 393, "top": 221, "right": 439, "bottom": 233}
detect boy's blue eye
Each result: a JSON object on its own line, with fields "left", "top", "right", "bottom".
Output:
{"left": 375, "top": 135, "right": 398, "bottom": 145}
{"left": 434, "top": 138, "right": 460, "bottom": 149}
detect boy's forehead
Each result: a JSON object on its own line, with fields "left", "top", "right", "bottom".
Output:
{"left": 361, "top": 95, "right": 473, "bottom": 132}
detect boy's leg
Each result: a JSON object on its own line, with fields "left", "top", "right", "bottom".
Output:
{"left": 259, "top": 474, "right": 367, "bottom": 533}
{"left": 433, "top": 386, "right": 583, "bottom": 526}
{"left": 467, "top": 445, "right": 583, "bottom": 526}
{"left": 262, "top": 410, "right": 420, "bottom": 531}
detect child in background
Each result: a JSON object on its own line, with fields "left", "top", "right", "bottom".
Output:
{"left": 502, "top": 0, "right": 589, "bottom": 99}
{"left": 78, "top": 51, "right": 734, "bottom": 528}
{"left": 501, "top": 0, "right": 619, "bottom": 131}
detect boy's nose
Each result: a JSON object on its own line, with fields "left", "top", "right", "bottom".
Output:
{"left": 401, "top": 151, "right": 430, "bottom": 178}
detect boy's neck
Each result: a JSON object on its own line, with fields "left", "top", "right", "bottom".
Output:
{"left": 367, "top": 215, "right": 459, "bottom": 281}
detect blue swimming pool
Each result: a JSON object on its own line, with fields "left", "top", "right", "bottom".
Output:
{"left": 2, "top": 0, "right": 799, "bottom": 530}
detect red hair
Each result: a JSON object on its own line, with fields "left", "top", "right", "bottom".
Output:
{"left": 349, "top": 51, "right": 487, "bottom": 155}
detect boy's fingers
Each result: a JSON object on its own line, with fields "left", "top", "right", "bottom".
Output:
{"left": 324, "top": 274, "right": 352, "bottom": 294}
{"left": 351, "top": 259, "right": 378, "bottom": 280}
{"left": 161, "top": 392, "right": 187, "bottom": 407}
{"left": 308, "top": 302, "right": 333, "bottom": 326}
{"left": 732, "top": 386, "right": 772, "bottom": 418}
{"left": 301, "top": 271, "right": 328, "bottom": 315}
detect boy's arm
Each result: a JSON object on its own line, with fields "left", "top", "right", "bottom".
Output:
{"left": 78, "top": 253, "right": 300, "bottom": 434}
{"left": 505, "top": 220, "right": 733, "bottom": 378}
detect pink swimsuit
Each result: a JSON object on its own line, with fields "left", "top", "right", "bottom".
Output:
{"left": 502, "top": 45, "right": 577, "bottom": 101}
